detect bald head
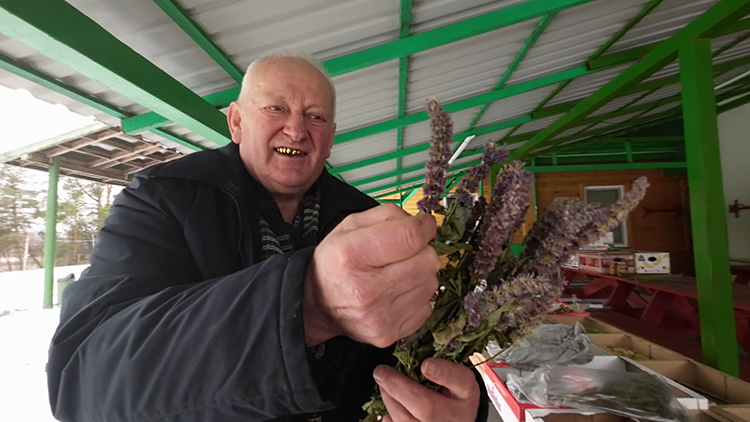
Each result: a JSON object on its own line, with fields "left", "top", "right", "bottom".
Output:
{"left": 226, "top": 51, "right": 337, "bottom": 206}
{"left": 238, "top": 51, "right": 336, "bottom": 120}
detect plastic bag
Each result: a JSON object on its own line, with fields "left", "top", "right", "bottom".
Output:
{"left": 496, "top": 323, "right": 593, "bottom": 370}
{"left": 506, "top": 365, "right": 694, "bottom": 422}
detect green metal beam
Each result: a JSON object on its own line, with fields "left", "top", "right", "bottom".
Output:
{"left": 508, "top": 0, "right": 750, "bottom": 161}
{"left": 589, "top": 17, "right": 750, "bottom": 70}
{"left": 718, "top": 88, "right": 750, "bottom": 112}
{"left": 350, "top": 162, "right": 425, "bottom": 187}
{"left": 395, "top": 0, "right": 413, "bottom": 186}
{"left": 327, "top": 0, "right": 595, "bottom": 76}
{"left": 589, "top": 0, "right": 666, "bottom": 61}
{"left": 331, "top": 88, "right": 690, "bottom": 176}
{"left": 532, "top": 151, "right": 682, "bottom": 165}
{"left": 3, "top": 65, "right": 208, "bottom": 158}
{"left": 153, "top": 0, "right": 243, "bottom": 82}
{"left": 399, "top": 187, "right": 420, "bottom": 207}
{"left": 516, "top": 0, "right": 665, "bottom": 139}
{"left": 713, "top": 29, "right": 750, "bottom": 58}
{"left": 535, "top": 54, "right": 750, "bottom": 120}
{"left": 0, "top": 51, "right": 206, "bottom": 152}
{"left": 0, "top": 52, "right": 128, "bottom": 119}
{"left": 334, "top": 66, "right": 591, "bottom": 145}
{"left": 43, "top": 157, "right": 60, "bottom": 309}
{"left": 465, "top": 13, "right": 556, "bottom": 132}
{"left": 502, "top": 80, "right": 571, "bottom": 142}
{"left": 526, "top": 161, "right": 686, "bottom": 173}
{"left": 373, "top": 183, "right": 426, "bottom": 199}
{"left": 539, "top": 77, "right": 750, "bottom": 153}
{"left": 680, "top": 38, "right": 739, "bottom": 376}
{"left": 363, "top": 161, "right": 478, "bottom": 195}
{"left": 0, "top": 0, "right": 231, "bottom": 145}
{"left": 122, "top": 0, "right": 594, "bottom": 134}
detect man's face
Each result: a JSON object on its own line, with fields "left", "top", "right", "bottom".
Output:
{"left": 228, "top": 57, "right": 336, "bottom": 199}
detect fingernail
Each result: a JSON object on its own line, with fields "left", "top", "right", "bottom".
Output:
{"left": 422, "top": 359, "right": 436, "bottom": 377}
{"left": 373, "top": 366, "right": 387, "bottom": 384}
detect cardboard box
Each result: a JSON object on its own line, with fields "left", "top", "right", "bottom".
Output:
{"left": 525, "top": 410, "right": 719, "bottom": 422}
{"left": 635, "top": 252, "right": 671, "bottom": 274}
{"left": 581, "top": 232, "right": 614, "bottom": 251}
{"left": 709, "top": 406, "right": 750, "bottom": 422}
{"left": 588, "top": 333, "right": 687, "bottom": 361}
{"left": 578, "top": 251, "right": 635, "bottom": 274}
{"left": 634, "top": 360, "right": 750, "bottom": 405}
{"left": 478, "top": 356, "right": 707, "bottom": 422}
{"left": 620, "top": 357, "right": 708, "bottom": 410}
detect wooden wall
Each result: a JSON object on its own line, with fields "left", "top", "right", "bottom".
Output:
{"left": 534, "top": 169, "right": 694, "bottom": 275}
{"left": 396, "top": 168, "right": 693, "bottom": 274}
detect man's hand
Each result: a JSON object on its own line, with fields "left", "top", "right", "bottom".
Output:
{"left": 303, "top": 204, "right": 441, "bottom": 347}
{"left": 375, "top": 358, "right": 481, "bottom": 422}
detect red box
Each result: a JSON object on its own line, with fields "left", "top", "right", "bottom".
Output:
{"left": 578, "top": 251, "right": 635, "bottom": 274}
{"left": 478, "top": 362, "right": 561, "bottom": 422}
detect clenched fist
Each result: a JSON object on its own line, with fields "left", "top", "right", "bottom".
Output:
{"left": 303, "top": 204, "right": 441, "bottom": 348}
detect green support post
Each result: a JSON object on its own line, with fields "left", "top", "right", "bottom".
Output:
{"left": 43, "top": 157, "right": 60, "bottom": 309}
{"left": 680, "top": 38, "right": 739, "bottom": 376}
{"left": 625, "top": 141, "right": 634, "bottom": 163}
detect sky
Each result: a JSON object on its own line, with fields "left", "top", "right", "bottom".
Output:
{"left": 0, "top": 85, "right": 96, "bottom": 156}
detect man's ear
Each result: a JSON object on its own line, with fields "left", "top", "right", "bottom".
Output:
{"left": 326, "top": 123, "right": 336, "bottom": 158}
{"left": 227, "top": 102, "right": 242, "bottom": 144}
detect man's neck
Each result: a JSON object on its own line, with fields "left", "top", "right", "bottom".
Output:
{"left": 275, "top": 196, "right": 303, "bottom": 224}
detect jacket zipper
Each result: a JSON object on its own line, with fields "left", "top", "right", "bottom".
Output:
{"left": 224, "top": 185, "right": 248, "bottom": 268}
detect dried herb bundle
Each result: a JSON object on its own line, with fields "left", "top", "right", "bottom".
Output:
{"left": 362, "top": 98, "right": 649, "bottom": 421}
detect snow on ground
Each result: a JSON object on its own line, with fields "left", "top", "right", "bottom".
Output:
{"left": 0, "top": 265, "right": 88, "bottom": 422}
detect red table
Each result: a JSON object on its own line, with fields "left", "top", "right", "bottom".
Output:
{"left": 562, "top": 267, "right": 750, "bottom": 354}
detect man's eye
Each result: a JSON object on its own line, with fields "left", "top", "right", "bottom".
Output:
{"left": 268, "top": 106, "right": 283, "bottom": 111}
{"left": 310, "top": 114, "right": 325, "bottom": 121}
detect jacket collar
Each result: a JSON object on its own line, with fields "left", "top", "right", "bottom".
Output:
{"left": 146, "top": 142, "right": 376, "bottom": 216}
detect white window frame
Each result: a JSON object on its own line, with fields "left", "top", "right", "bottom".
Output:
{"left": 584, "top": 185, "right": 628, "bottom": 247}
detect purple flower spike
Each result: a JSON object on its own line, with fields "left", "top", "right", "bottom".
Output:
{"left": 418, "top": 98, "right": 454, "bottom": 213}
{"left": 470, "top": 161, "right": 533, "bottom": 281}
{"left": 454, "top": 143, "right": 509, "bottom": 203}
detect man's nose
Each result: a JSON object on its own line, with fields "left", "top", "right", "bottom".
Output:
{"left": 283, "top": 114, "right": 307, "bottom": 143}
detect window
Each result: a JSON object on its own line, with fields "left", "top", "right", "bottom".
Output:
{"left": 584, "top": 185, "right": 628, "bottom": 247}
{"left": 443, "top": 193, "right": 479, "bottom": 209}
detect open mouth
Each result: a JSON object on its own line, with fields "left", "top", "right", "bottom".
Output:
{"left": 275, "top": 147, "right": 304, "bottom": 156}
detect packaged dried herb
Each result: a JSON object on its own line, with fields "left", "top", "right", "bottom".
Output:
{"left": 507, "top": 365, "right": 694, "bottom": 422}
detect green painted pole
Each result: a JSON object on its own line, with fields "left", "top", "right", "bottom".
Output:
{"left": 43, "top": 157, "right": 60, "bottom": 309}
{"left": 625, "top": 141, "right": 634, "bottom": 163}
{"left": 679, "top": 38, "right": 739, "bottom": 376}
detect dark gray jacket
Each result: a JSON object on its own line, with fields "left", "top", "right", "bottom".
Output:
{"left": 47, "top": 143, "right": 488, "bottom": 422}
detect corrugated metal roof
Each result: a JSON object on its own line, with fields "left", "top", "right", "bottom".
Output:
{"left": 607, "top": 0, "right": 717, "bottom": 53}
{"left": 1, "top": 0, "right": 747, "bottom": 196}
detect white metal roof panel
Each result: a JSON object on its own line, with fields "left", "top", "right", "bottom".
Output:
{"left": 546, "top": 64, "right": 631, "bottom": 106}
{"left": 340, "top": 159, "right": 397, "bottom": 185}
{"left": 607, "top": 0, "right": 718, "bottom": 54}
{"left": 474, "top": 85, "right": 557, "bottom": 128}
{"left": 507, "top": 0, "right": 652, "bottom": 85}
{"left": 406, "top": 19, "right": 538, "bottom": 114}
{"left": 329, "top": 130, "right": 398, "bottom": 167}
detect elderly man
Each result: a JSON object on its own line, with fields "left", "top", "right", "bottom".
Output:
{"left": 48, "top": 51, "right": 488, "bottom": 422}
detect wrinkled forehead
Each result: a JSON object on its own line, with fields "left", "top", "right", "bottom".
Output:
{"left": 249, "top": 58, "right": 335, "bottom": 112}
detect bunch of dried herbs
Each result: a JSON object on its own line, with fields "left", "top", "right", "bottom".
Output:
{"left": 362, "top": 98, "right": 649, "bottom": 421}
